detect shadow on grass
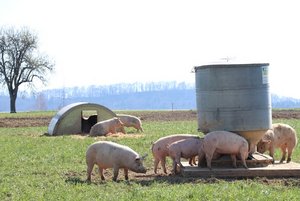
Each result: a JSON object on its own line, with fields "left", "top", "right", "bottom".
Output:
{"left": 65, "top": 177, "right": 87, "bottom": 185}
{"left": 64, "top": 172, "right": 223, "bottom": 186}
{"left": 64, "top": 171, "right": 300, "bottom": 188}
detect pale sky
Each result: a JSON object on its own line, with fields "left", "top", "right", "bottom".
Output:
{"left": 1, "top": 0, "right": 300, "bottom": 98}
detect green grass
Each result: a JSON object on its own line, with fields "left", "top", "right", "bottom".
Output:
{"left": 0, "top": 110, "right": 56, "bottom": 118}
{"left": 1, "top": 114, "right": 300, "bottom": 200}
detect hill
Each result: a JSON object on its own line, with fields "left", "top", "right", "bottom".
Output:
{"left": 1, "top": 81, "right": 300, "bottom": 112}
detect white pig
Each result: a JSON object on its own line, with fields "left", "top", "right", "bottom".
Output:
{"left": 257, "top": 123, "right": 298, "bottom": 163}
{"left": 168, "top": 138, "right": 203, "bottom": 174}
{"left": 86, "top": 141, "right": 147, "bottom": 181}
{"left": 151, "top": 134, "right": 200, "bottom": 174}
{"left": 198, "top": 131, "right": 249, "bottom": 169}
{"left": 89, "top": 117, "right": 124, "bottom": 136}
{"left": 117, "top": 114, "right": 144, "bottom": 133}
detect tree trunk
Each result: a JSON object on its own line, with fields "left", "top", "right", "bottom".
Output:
{"left": 9, "top": 93, "right": 17, "bottom": 113}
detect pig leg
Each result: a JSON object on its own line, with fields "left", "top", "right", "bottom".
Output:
{"left": 86, "top": 164, "right": 94, "bottom": 182}
{"left": 111, "top": 127, "right": 117, "bottom": 134}
{"left": 230, "top": 154, "right": 237, "bottom": 168}
{"left": 279, "top": 146, "right": 287, "bottom": 163}
{"left": 189, "top": 157, "right": 196, "bottom": 166}
{"left": 189, "top": 158, "right": 193, "bottom": 166}
{"left": 139, "top": 126, "right": 144, "bottom": 132}
{"left": 193, "top": 156, "right": 197, "bottom": 165}
{"left": 205, "top": 153, "right": 213, "bottom": 170}
{"left": 241, "top": 158, "right": 248, "bottom": 169}
{"left": 174, "top": 154, "right": 183, "bottom": 168}
{"left": 268, "top": 146, "right": 275, "bottom": 164}
{"left": 124, "top": 168, "right": 129, "bottom": 180}
{"left": 134, "top": 125, "right": 140, "bottom": 132}
{"left": 98, "top": 166, "right": 105, "bottom": 180}
{"left": 154, "top": 157, "right": 160, "bottom": 174}
{"left": 120, "top": 127, "right": 126, "bottom": 134}
{"left": 287, "top": 147, "right": 293, "bottom": 163}
{"left": 240, "top": 151, "right": 249, "bottom": 169}
{"left": 171, "top": 159, "right": 177, "bottom": 174}
{"left": 174, "top": 155, "right": 184, "bottom": 174}
{"left": 161, "top": 157, "right": 167, "bottom": 174}
{"left": 198, "top": 150, "right": 205, "bottom": 167}
{"left": 112, "top": 166, "right": 120, "bottom": 181}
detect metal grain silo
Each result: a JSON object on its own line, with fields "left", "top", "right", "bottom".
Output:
{"left": 194, "top": 63, "right": 272, "bottom": 153}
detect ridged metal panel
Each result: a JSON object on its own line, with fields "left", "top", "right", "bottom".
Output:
{"left": 195, "top": 63, "right": 271, "bottom": 133}
{"left": 195, "top": 63, "right": 272, "bottom": 154}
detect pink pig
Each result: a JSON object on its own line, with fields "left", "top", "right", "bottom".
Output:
{"left": 151, "top": 134, "right": 200, "bottom": 174}
{"left": 257, "top": 123, "right": 298, "bottom": 163}
{"left": 198, "top": 131, "right": 249, "bottom": 169}
{"left": 89, "top": 117, "right": 124, "bottom": 136}
{"left": 168, "top": 138, "right": 203, "bottom": 174}
{"left": 86, "top": 141, "right": 147, "bottom": 181}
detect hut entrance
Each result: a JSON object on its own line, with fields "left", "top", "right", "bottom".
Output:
{"left": 81, "top": 110, "right": 98, "bottom": 133}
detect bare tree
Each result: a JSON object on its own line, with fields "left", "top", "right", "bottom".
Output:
{"left": 0, "top": 26, "right": 54, "bottom": 113}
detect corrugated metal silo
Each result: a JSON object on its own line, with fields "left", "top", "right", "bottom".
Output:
{"left": 194, "top": 63, "right": 272, "bottom": 153}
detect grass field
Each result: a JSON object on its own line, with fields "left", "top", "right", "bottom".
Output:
{"left": 1, "top": 111, "right": 300, "bottom": 200}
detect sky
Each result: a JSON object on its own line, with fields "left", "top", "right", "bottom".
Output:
{"left": 1, "top": 0, "right": 300, "bottom": 98}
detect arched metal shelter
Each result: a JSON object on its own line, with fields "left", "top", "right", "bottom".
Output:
{"left": 48, "top": 102, "right": 116, "bottom": 135}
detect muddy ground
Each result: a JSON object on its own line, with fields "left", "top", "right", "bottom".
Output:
{"left": 0, "top": 110, "right": 299, "bottom": 128}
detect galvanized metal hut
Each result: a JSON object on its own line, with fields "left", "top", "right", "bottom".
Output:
{"left": 48, "top": 102, "right": 116, "bottom": 135}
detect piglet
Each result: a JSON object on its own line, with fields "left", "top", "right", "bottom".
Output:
{"left": 168, "top": 137, "right": 203, "bottom": 174}
{"left": 151, "top": 134, "right": 200, "bottom": 174}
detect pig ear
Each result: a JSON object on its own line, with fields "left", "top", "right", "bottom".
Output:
{"left": 136, "top": 154, "right": 148, "bottom": 161}
{"left": 141, "top": 153, "right": 148, "bottom": 160}
{"left": 117, "top": 118, "right": 123, "bottom": 124}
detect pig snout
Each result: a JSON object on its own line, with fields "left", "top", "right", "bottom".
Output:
{"left": 131, "top": 165, "right": 147, "bottom": 174}
{"left": 131, "top": 159, "right": 147, "bottom": 173}
{"left": 139, "top": 166, "right": 147, "bottom": 174}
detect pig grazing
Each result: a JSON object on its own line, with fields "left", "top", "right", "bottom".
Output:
{"left": 117, "top": 114, "right": 144, "bottom": 133}
{"left": 257, "top": 123, "right": 298, "bottom": 163}
{"left": 89, "top": 117, "right": 124, "bottom": 136}
{"left": 198, "top": 131, "right": 249, "bottom": 169}
{"left": 86, "top": 141, "right": 147, "bottom": 181}
{"left": 168, "top": 138, "right": 203, "bottom": 174}
{"left": 151, "top": 134, "right": 200, "bottom": 174}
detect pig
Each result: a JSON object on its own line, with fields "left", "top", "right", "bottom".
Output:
{"left": 117, "top": 114, "right": 144, "bottom": 133}
{"left": 198, "top": 131, "right": 249, "bottom": 169}
{"left": 151, "top": 134, "right": 200, "bottom": 174}
{"left": 257, "top": 123, "right": 298, "bottom": 163}
{"left": 89, "top": 117, "right": 124, "bottom": 136}
{"left": 86, "top": 141, "right": 147, "bottom": 181}
{"left": 168, "top": 138, "right": 203, "bottom": 174}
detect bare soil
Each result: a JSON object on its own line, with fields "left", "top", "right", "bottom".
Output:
{"left": 0, "top": 110, "right": 299, "bottom": 128}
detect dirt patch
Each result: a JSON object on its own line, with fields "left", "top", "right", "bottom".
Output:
{"left": 272, "top": 110, "right": 300, "bottom": 119}
{"left": 0, "top": 110, "right": 299, "bottom": 128}
{"left": 64, "top": 164, "right": 300, "bottom": 187}
{"left": 131, "top": 110, "right": 198, "bottom": 121}
{"left": 0, "top": 117, "right": 51, "bottom": 128}
{"left": 70, "top": 133, "right": 144, "bottom": 140}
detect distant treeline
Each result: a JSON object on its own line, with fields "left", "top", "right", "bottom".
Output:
{"left": 0, "top": 81, "right": 300, "bottom": 112}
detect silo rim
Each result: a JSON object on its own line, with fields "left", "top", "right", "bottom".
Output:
{"left": 194, "top": 63, "right": 269, "bottom": 71}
